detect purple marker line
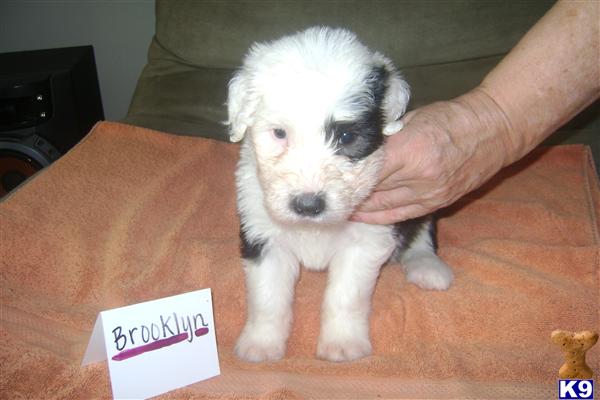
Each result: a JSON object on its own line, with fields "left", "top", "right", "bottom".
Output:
{"left": 195, "top": 327, "right": 209, "bottom": 337}
{"left": 112, "top": 332, "right": 189, "bottom": 361}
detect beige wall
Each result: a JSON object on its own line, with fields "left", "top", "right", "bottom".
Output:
{"left": 0, "top": 0, "right": 155, "bottom": 120}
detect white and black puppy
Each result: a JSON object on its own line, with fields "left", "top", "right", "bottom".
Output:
{"left": 227, "top": 26, "right": 453, "bottom": 363}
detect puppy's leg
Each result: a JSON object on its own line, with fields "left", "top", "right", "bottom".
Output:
{"left": 317, "top": 232, "right": 394, "bottom": 362}
{"left": 401, "top": 220, "right": 453, "bottom": 290}
{"left": 236, "top": 246, "right": 299, "bottom": 362}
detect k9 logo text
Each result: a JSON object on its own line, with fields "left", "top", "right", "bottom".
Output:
{"left": 559, "top": 380, "right": 594, "bottom": 400}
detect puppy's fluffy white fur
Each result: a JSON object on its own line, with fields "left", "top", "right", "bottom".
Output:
{"left": 227, "top": 26, "right": 453, "bottom": 363}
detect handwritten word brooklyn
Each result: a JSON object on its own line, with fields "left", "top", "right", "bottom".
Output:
{"left": 112, "top": 312, "right": 209, "bottom": 352}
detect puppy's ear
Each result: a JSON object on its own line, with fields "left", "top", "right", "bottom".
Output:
{"left": 226, "top": 69, "right": 259, "bottom": 142}
{"left": 382, "top": 71, "right": 410, "bottom": 135}
{"left": 376, "top": 56, "right": 411, "bottom": 136}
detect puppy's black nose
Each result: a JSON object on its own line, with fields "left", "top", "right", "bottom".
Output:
{"left": 291, "top": 192, "right": 326, "bottom": 217}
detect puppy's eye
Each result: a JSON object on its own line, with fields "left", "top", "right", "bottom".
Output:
{"left": 339, "top": 131, "right": 355, "bottom": 146}
{"left": 273, "top": 128, "right": 287, "bottom": 139}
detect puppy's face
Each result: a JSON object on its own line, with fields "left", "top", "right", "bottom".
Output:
{"left": 228, "top": 28, "right": 410, "bottom": 225}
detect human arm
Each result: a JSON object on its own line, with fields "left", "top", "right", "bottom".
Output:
{"left": 354, "top": 0, "right": 600, "bottom": 224}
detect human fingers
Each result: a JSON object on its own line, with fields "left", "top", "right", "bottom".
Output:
{"left": 357, "top": 186, "right": 416, "bottom": 212}
{"left": 375, "top": 111, "right": 419, "bottom": 184}
{"left": 351, "top": 203, "right": 431, "bottom": 225}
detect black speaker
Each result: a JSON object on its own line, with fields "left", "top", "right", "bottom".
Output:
{"left": 0, "top": 46, "right": 104, "bottom": 197}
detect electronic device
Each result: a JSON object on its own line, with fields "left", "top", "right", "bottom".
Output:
{"left": 0, "top": 45, "right": 104, "bottom": 197}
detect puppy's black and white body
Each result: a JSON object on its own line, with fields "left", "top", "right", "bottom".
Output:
{"left": 227, "top": 27, "right": 453, "bottom": 362}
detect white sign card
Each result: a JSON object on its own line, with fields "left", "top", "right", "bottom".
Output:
{"left": 82, "top": 288, "right": 220, "bottom": 399}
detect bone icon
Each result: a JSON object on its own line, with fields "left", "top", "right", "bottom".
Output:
{"left": 551, "top": 329, "right": 598, "bottom": 379}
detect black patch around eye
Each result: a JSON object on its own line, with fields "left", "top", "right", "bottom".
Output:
{"left": 324, "top": 65, "right": 389, "bottom": 162}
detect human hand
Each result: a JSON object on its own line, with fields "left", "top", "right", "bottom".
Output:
{"left": 353, "top": 89, "right": 514, "bottom": 224}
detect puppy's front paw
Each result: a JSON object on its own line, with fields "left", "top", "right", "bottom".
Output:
{"left": 316, "top": 336, "right": 372, "bottom": 362}
{"left": 317, "top": 317, "right": 372, "bottom": 362}
{"left": 404, "top": 255, "right": 453, "bottom": 290}
{"left": 235, "top": 323, "right": 286, "bottom": 362}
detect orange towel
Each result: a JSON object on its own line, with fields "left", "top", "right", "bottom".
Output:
{"left": 1, "top": 121, "right": 598, "bottom": 399}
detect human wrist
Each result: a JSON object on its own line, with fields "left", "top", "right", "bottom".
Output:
{"left": 473, "top": 1, "right": 600, "bottom": 166}
{"left": 449, "top": 87, "right": 519, "bottom": 171}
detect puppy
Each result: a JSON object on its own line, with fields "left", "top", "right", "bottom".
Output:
{"left": 227, "top": 27, "right": 453, "bottom": 363}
